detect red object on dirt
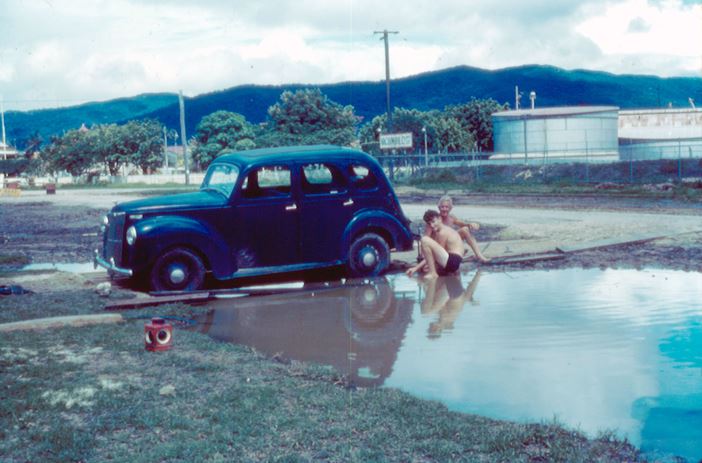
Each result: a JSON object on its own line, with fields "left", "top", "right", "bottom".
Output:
{"left": 144, "top": 317, "right": 173, "bottom": 351}
{"left": 45, "top": 183, "right": 56, "bottom": 194}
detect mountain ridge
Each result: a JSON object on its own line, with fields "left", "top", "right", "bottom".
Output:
{"left": 5, "top": 64, "right": 701, "bottom": 148}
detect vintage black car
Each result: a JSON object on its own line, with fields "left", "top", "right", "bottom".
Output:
{"left": 94, "top": 145, "right": 415, "bottom": 291}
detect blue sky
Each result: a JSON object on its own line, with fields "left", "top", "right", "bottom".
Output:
{"left": 1, "top": 0, "right": 700, "bottom": 111}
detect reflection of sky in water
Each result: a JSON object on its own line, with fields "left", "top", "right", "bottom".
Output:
{"left": 199, "top": 268, "right": 702, "bottom": 461}
{"left": 386, "top": 268, "right": 702, "bottom": 462}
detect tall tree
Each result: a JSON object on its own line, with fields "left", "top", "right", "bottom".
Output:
{"left": 259, "top": 89, "right": 357, "bottom": 147}
{"left": 191, "top": 111, "right": 255, "bottom": 168}
{"left": 42, "top": 129, "right": 96, "bottom": 178}
{"left": 123, "top": 119, "right": 164, "bottom": 174}
{"left": 91, "top": 124, "right": 126, "bottom": 176}
{"left": 445, "top": 98, "right": 509, "bottom": 152}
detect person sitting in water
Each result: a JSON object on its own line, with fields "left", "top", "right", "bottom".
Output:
{"left": 407, "top": 210, "right": 465, "bottom": 280}
{"left": 424, "top": 194, "right": 490, "bottom": 263}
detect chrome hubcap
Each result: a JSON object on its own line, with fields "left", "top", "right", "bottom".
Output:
{"left": 169, "top": 267, "right": 186, "bottom": 284}
{"left": 361, "top": 248, "right": 377, "bottom": 267}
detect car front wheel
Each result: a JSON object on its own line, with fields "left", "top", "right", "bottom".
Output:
{"left": 150, "top": 248, "right": 205, "bottom": 292}
{"left": 347, "top": 233, "right": 390, "bottom": 277}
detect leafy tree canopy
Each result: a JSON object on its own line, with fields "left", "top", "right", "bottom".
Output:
{"left": 359, "top": 108, "right": 475, "bottom": 155}
{"left": 445, "top": 98, "right": 509, "bottom": 152}
{"left": 40, "top": 119, "right": 167, "bottom": 178}
{"left": 261, "top": 89, "right": 357, "bottom": 147}
{"left": 123, "top": 119, "right": 165, "bottom": 174}
{"left": 191, "top": 111, "right": 255, "bottom": 168}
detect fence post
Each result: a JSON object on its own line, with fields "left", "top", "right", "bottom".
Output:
{"left": 585, "top": 138, "right": 590, "bottom": 184}
{"left": 629, "top": 156, "right": 634, "bottom": 184}
{"left": 678, "top": 140, "right": 682, "bottom": 180}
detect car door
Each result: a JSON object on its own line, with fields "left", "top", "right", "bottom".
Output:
{"left": 298, "top": 162, "right": 354, "bottom": 263}
{"left": 347, "top": 162, "right": 385, "bottom": 210}
{"left": 230, "top": 164, "right": 299, "bottom": 269}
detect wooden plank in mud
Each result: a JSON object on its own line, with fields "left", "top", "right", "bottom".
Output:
{"left": 104, "top": 292, "right": 212, "bottom": 310}
{"left": 484, "top": 252, "right": 566, "bottom": 265}
{"left": 555, "top": 235, "right": 665, "bottom": 254}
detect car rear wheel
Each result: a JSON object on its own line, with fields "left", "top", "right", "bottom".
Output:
{"left": 150, "top": 248, "right": 205, "bottom": 292}
{"left": 347, "top": 233, "right": 390, "bottom": 277}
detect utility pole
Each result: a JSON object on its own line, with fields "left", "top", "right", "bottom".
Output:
{"left": 374, "top": 29, "right": 398, "bottom": 131}
{"left": 178, "top": 90, "right": 189, "bottom": 185}
{"left": 1, "top": 96, "right": 6, "bottom": 160}
{"left": 162, "top": 126, "right": 168, "bottom": 170}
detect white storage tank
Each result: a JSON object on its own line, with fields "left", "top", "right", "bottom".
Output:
{"left": 618, "top": 108, "right": 702, "bottom": 160}
{"left": 492, "top": 106, "right": 620, "bottom": 161}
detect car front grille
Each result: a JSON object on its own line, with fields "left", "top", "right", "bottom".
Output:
{"left": 102, "top": 212, "right": 126, "bottom": 265}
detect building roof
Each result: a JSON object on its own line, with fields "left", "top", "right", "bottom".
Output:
{"left": 493, "top": 106, "right": 619, "bottom": 119}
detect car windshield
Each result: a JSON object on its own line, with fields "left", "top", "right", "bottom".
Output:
{"left": 201, "top": 163, "right": 239, "bottom": 197}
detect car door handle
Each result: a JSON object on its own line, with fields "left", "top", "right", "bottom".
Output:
{"left": 285, "top": 204, "right": 297, "bottom": 211}
{"left": 343, "top": 198, "right": 354, "bottom": 206}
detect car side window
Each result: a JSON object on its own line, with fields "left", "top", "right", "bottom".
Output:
{"left": 348, "top": 164, "right": 378, "bottom": 191}
{"left": 241, "top": 165, "right": 291, "bottom": 199}
{"left": 302, "top": 163, "right": 347, "bottom": 195}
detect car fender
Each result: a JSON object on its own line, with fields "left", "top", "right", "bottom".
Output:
{"left": 130, "top": 215, "right": 234, "bottom": 276}
{"left": 341, "top": 210, "right": 414, "bottom": 255}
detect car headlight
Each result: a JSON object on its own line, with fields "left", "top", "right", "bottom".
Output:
{"left": 126, "top": 226, "right": 137, "bottom": 246}
{"left": 100, "top": 215, "right": 108, "bottom": 233}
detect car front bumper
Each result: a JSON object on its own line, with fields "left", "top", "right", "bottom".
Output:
{"left": 94, "top": 249, "right": 133, "bottom": 277}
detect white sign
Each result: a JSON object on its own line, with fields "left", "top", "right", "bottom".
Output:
{"left": 379, "top": 132, "right": 413, "bottom": 150}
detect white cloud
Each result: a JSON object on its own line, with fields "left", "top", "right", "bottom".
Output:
{"left": 576, "top": 0, "right": 702, "bottom": 71}
{"left": 1, "top": 0, "right": 699, "bottom": 111}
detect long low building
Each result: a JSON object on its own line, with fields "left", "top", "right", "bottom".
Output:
{"left": 618, "top": 108, "right": 702, "bottom": 160}
{"left": 492, "top": 106, "right": 620, "bottom": 162}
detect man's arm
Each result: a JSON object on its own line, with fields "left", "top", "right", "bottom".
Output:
{"left": 450, "top": 214, "right": 479, "bottom": 231}
{"left": 406, "top": 259, "right": 426, "bottom": 277}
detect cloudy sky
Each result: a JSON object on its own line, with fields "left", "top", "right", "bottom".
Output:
{"left": 1, "top": 0, "right": 700, "bottom": 111}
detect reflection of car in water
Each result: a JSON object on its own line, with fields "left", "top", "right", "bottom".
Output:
{"left": 195, "top": 278, "right": 413, "bottom": 387}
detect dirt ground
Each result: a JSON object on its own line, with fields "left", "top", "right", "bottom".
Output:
{"left": 1, "top": 188, "right": 701, "bottom": 288}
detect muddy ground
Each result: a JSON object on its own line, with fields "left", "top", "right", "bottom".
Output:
{"left": 1, "top": 190, "right": 702, "bottom": 281}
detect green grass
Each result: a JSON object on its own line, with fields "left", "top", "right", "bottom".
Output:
{"left": 0, "top": 288, "right": 645, "bottom": 462}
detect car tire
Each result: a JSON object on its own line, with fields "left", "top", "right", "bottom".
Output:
{"left": 150, "top": 248, "right": 205, "bottom": 292}
{"left": 347, "top": 233, "right": 390, "bottom": 277}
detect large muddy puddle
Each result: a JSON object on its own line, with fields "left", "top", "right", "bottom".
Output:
{"left": 195, "top": 268, "right": 702, "bottom": 462}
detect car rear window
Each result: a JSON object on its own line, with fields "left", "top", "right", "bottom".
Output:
{"left": 349, "top": 164, "right": 378, "bottom": 190}
{"left": 302, "top": 163, "right": 347, "bottom": 195}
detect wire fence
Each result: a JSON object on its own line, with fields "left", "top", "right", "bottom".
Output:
{"left": 375, "top": 147, "right": 702, "bottom": 185}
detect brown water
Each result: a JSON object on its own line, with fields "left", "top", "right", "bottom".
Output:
{"left": 195, "top": 268, "right": 702, "bottom": 462}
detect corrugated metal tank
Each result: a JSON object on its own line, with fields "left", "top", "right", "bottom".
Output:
{"left": 618, "top": 108, "right": 702, "bottom": 160}
{"left": 492, "top": 106, "right": 619, "bottom": 159}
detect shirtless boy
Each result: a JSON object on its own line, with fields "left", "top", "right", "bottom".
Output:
{"left": 424, "top": 195, "right": 490, "bottom": 263}
{"left": 407, "top": 210, "right": 465, "bottom": 279}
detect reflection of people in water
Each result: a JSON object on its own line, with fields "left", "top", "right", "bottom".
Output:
{"left": 420, "top": 270, "right": 482, "bottom": 338}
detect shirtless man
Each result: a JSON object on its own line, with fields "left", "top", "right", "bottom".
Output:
{"left": 407, "top": 210, "right": 465, "bottom": 280}
{"left": 425, "top": 195, "right": 490, "bottom": 263}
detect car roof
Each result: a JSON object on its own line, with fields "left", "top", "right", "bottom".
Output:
{"left": 212, "top": 144, "right": 377, "bottom": 166}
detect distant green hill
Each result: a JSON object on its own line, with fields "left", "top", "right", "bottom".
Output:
{"left": 5, "top": 65, "right": 701, "bottom": 149}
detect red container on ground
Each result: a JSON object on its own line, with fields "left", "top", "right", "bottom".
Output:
{"left": 144, "top": 317, "right": 173, "bottom": 351}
